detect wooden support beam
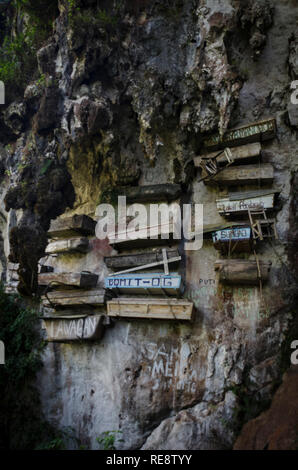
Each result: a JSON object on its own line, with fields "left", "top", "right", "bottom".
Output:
{"left": 214, "top": 259, "right": 271, "bottom": 285}
{"left": 122, "top": 184, "right": 181, "bottom": 203}
{"left": 41, "top": 288, "right": 106, "bottom": 308}
{"left": 42, "top": 314, "right": 105, "bottom": 342}
{"left": 107, "top": 298, "right": 194, "bottom": 321}
{"left": 38, "top": 272, "right": 98, "bottom": 289}
{"left": 195, "top": 142, "right": 261, "bottom": 167}
{"left": 105, "top": 273, "right": 181, "bottom": 296}
{"left": 45, "top": 237, "right": 89, "bottom": 255}
{"left": 203, "top": 164, "right": 274, "bottom": 186}
{"left": 203, "top": 118, "right": 276, "bottom": 150}
{"left": 48, "top": 214, "right": 96, "bottom": 238}
{"left": 105, "top": 249, "right": 180, "bottom": 270}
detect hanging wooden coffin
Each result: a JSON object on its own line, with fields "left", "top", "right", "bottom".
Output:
{"left": 48, "top": 214, "right": 96, "bottom": 238}
{"left": 194, "top": 142, "right": 261, "bottom": 167}
{"left": 212, "top": 226, "right": 252, "bottom": 253}
{"left": 42, "top": 314, "right": 105, "bottom": 342}
{"left": 45, "top": 237, "right": 89, "bottom": 255}
{"left": 203, "top": 164, "right": 274, "bottom": 186}
{"left": 105, "top": 273, "right": 181, "bottom": 296}
{"left": 41, "top": 288, "right": 106, "bottom": 308}
{"left": 214, "top": 259, "right": 271, "bottom": 285}
{"left": 38, "top": 271, "right": 98, "bottom": 289}
{"left": 123, "top": 184, "right": 181, "bottom": 203}
{"left": 108, "top": 223, "right": 177, "bottom": 250}
{"left": 203, "top": 118, "right": 276, "bottom": 150}
{"left": 105, "top": 249, "right": 180, "bottom": 271}
{"left": 107, "top": 298, "right": 194, "bottom": 321}
{"left": 216, "top": 189, "right": 278, "bottom": 217}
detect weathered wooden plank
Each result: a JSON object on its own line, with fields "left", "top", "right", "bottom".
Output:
{"left": 214, "top": 259, "right": 271, "bottom": 285}
{"left": 42, "top": 314, "right": 105, "bottom": 342}
{"left": 48, "top": 214, "right": 96, "bottom": 238}
{"left": 123, "top": 184, "right": 181, "bottom": 203}
{"left": 195, "top": 142, "right": 261, "bottom": 167}
{"left": 203, "top": 118, "right": 276, "bottom": 150}
{"left": 105, "top": 273, "right": 181, "bottom": 296}
{"left": 212, "top": 226, "right": 251, "bottom": 253}
{"left": 42, "top": 288, "right": 105, "bottom": 308}
{"left": 45, "top": 237, "right": 89, "bottom": 255}
{"left": 105, "top": 249, "right": 180, "bottom": 270}
{"left": 204, "top": 164, "right": 274, "bottom": 186}
{"left": 109, "top": 223, "right": 177, "bottom": 250}
{"left": 217, "top": 192, "right": 275, "bottom": 216}
{"left": 38, "top": 272, "right": 98, "bottom": 289}
{"left": 107, "top": 298, "right": 194, "bottom": 320}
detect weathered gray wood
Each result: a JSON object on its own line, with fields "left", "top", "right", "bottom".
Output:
{"left": 110, "top": 256, "right": 181, "bottom": 276}
{"left": 123, "top": 184, "right": 181, "bottom": 203}
{"left": 195, "top": 142, "right": 261, "bottom": 167}
{"left": 42, "top": 314, "right": 105, "bottom": 342}
{"left": 105, "top": 249, "right": 180, "bottom": 270}
{"left": 204, "top": 164, "right": 274, "bottom": 186}
{"left": 46, "top": 237, "right": 89, "bottom": 255}
{"left": 48, "top": 214, "right": 96, "bottom": 238}
{"left": 214, "top": 259, "right": 271, "bottom": 285}
{"left": 109, "top": 223, "right": 177, "bottom": 250}
{"left": 107, "top": 298, "right": 194, "bottom": 320}
{"left": 42, "top": 288, "right": 105, "bottom": 308}
{"left": 203, "top": 118, "right": 276, "bottom": 150}
{"left": 38, "top": 272, "right": 98, "bottom": 289}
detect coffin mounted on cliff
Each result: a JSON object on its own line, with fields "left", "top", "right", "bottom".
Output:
{"left": 118, "top": 183, "right": 182, "bottom": 203}
{"left": 108, "top": 222, "right": 178, "bottom": 250}
{"left": 42, "top": 314, "right": 105, "bottom": 342}
{"left": 216, "top": 189, "right": 280, "bottom": 217}
{"left": 104, "top": 248, "right": 181, "bottom": 271}
{"left": 38, "top": 271, "right": 99, "bottom": 289}
{"left": 107, "top": 298, "right": 194, "bottom": 321}
{"left": 47, "top": 214, "right": 96, "bottom": 238}
{"left": 214, "top": 259, "right": 271, "bottom": 285}
{"left": 212, "top": 225, "right": 252, "bottom": 253}
{"left": 105, "top": 272, "right": 182, "bottom": 296}
{"left": 194, "top": 118, "right": 276, "bottom": 184}
{"left": 203, "top": 118, "right": 276, "bottom": 150}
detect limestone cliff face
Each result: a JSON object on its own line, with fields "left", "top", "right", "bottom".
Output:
{"left": 0, "top": 0, "right": 297, "bottom": 450}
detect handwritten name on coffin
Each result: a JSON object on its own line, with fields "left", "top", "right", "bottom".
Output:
{"left": 105, "top": 274, "right": 181, "bottom": 290}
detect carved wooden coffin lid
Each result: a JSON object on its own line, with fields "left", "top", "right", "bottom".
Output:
{"left": 48, "top": 214, "right": 96, "bottom": 238}
{"left": 203, "top": 118, "right": 276, "bottom": 150}
{"left": 41, "top": 288, "right": 106, "bottom": 308}
{"left": 38, "top": 271, "right": 99, "bottom": 289}
{"left": 121, "top": 184, "right": 182, "bottom": 203}
{"left": 203, "top": 163, "right": 274, "bottom": 186}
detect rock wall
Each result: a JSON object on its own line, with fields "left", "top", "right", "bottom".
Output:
{"left": 0, "top": 0, "right": 297, "bottom": 450}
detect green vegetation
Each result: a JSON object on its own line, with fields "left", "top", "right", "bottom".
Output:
{"left": 0, "top": 283, "right": 60, "bottom": 449}
{"left": 0, "top": 1, "right": 58, "bottom": 97}
{"left": 96, "top": 430, "right": 123, "bottom": 450}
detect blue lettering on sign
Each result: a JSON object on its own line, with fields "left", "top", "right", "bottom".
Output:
{"left": 105, "top": 274, "right": 181, "bottom": 291}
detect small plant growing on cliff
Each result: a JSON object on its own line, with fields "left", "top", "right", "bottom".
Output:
{"left": 96, "top": 430, "right": 123, "bottom": 450}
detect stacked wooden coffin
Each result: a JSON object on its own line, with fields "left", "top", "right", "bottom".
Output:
{"left": 105, "top": 184, "right": 194, "bottom": 321}
{"left": 38, "top": 215, "right": 107, "bottom": 342}
{"left": 195, "top": 118, "right": 279, "bottom": 286}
